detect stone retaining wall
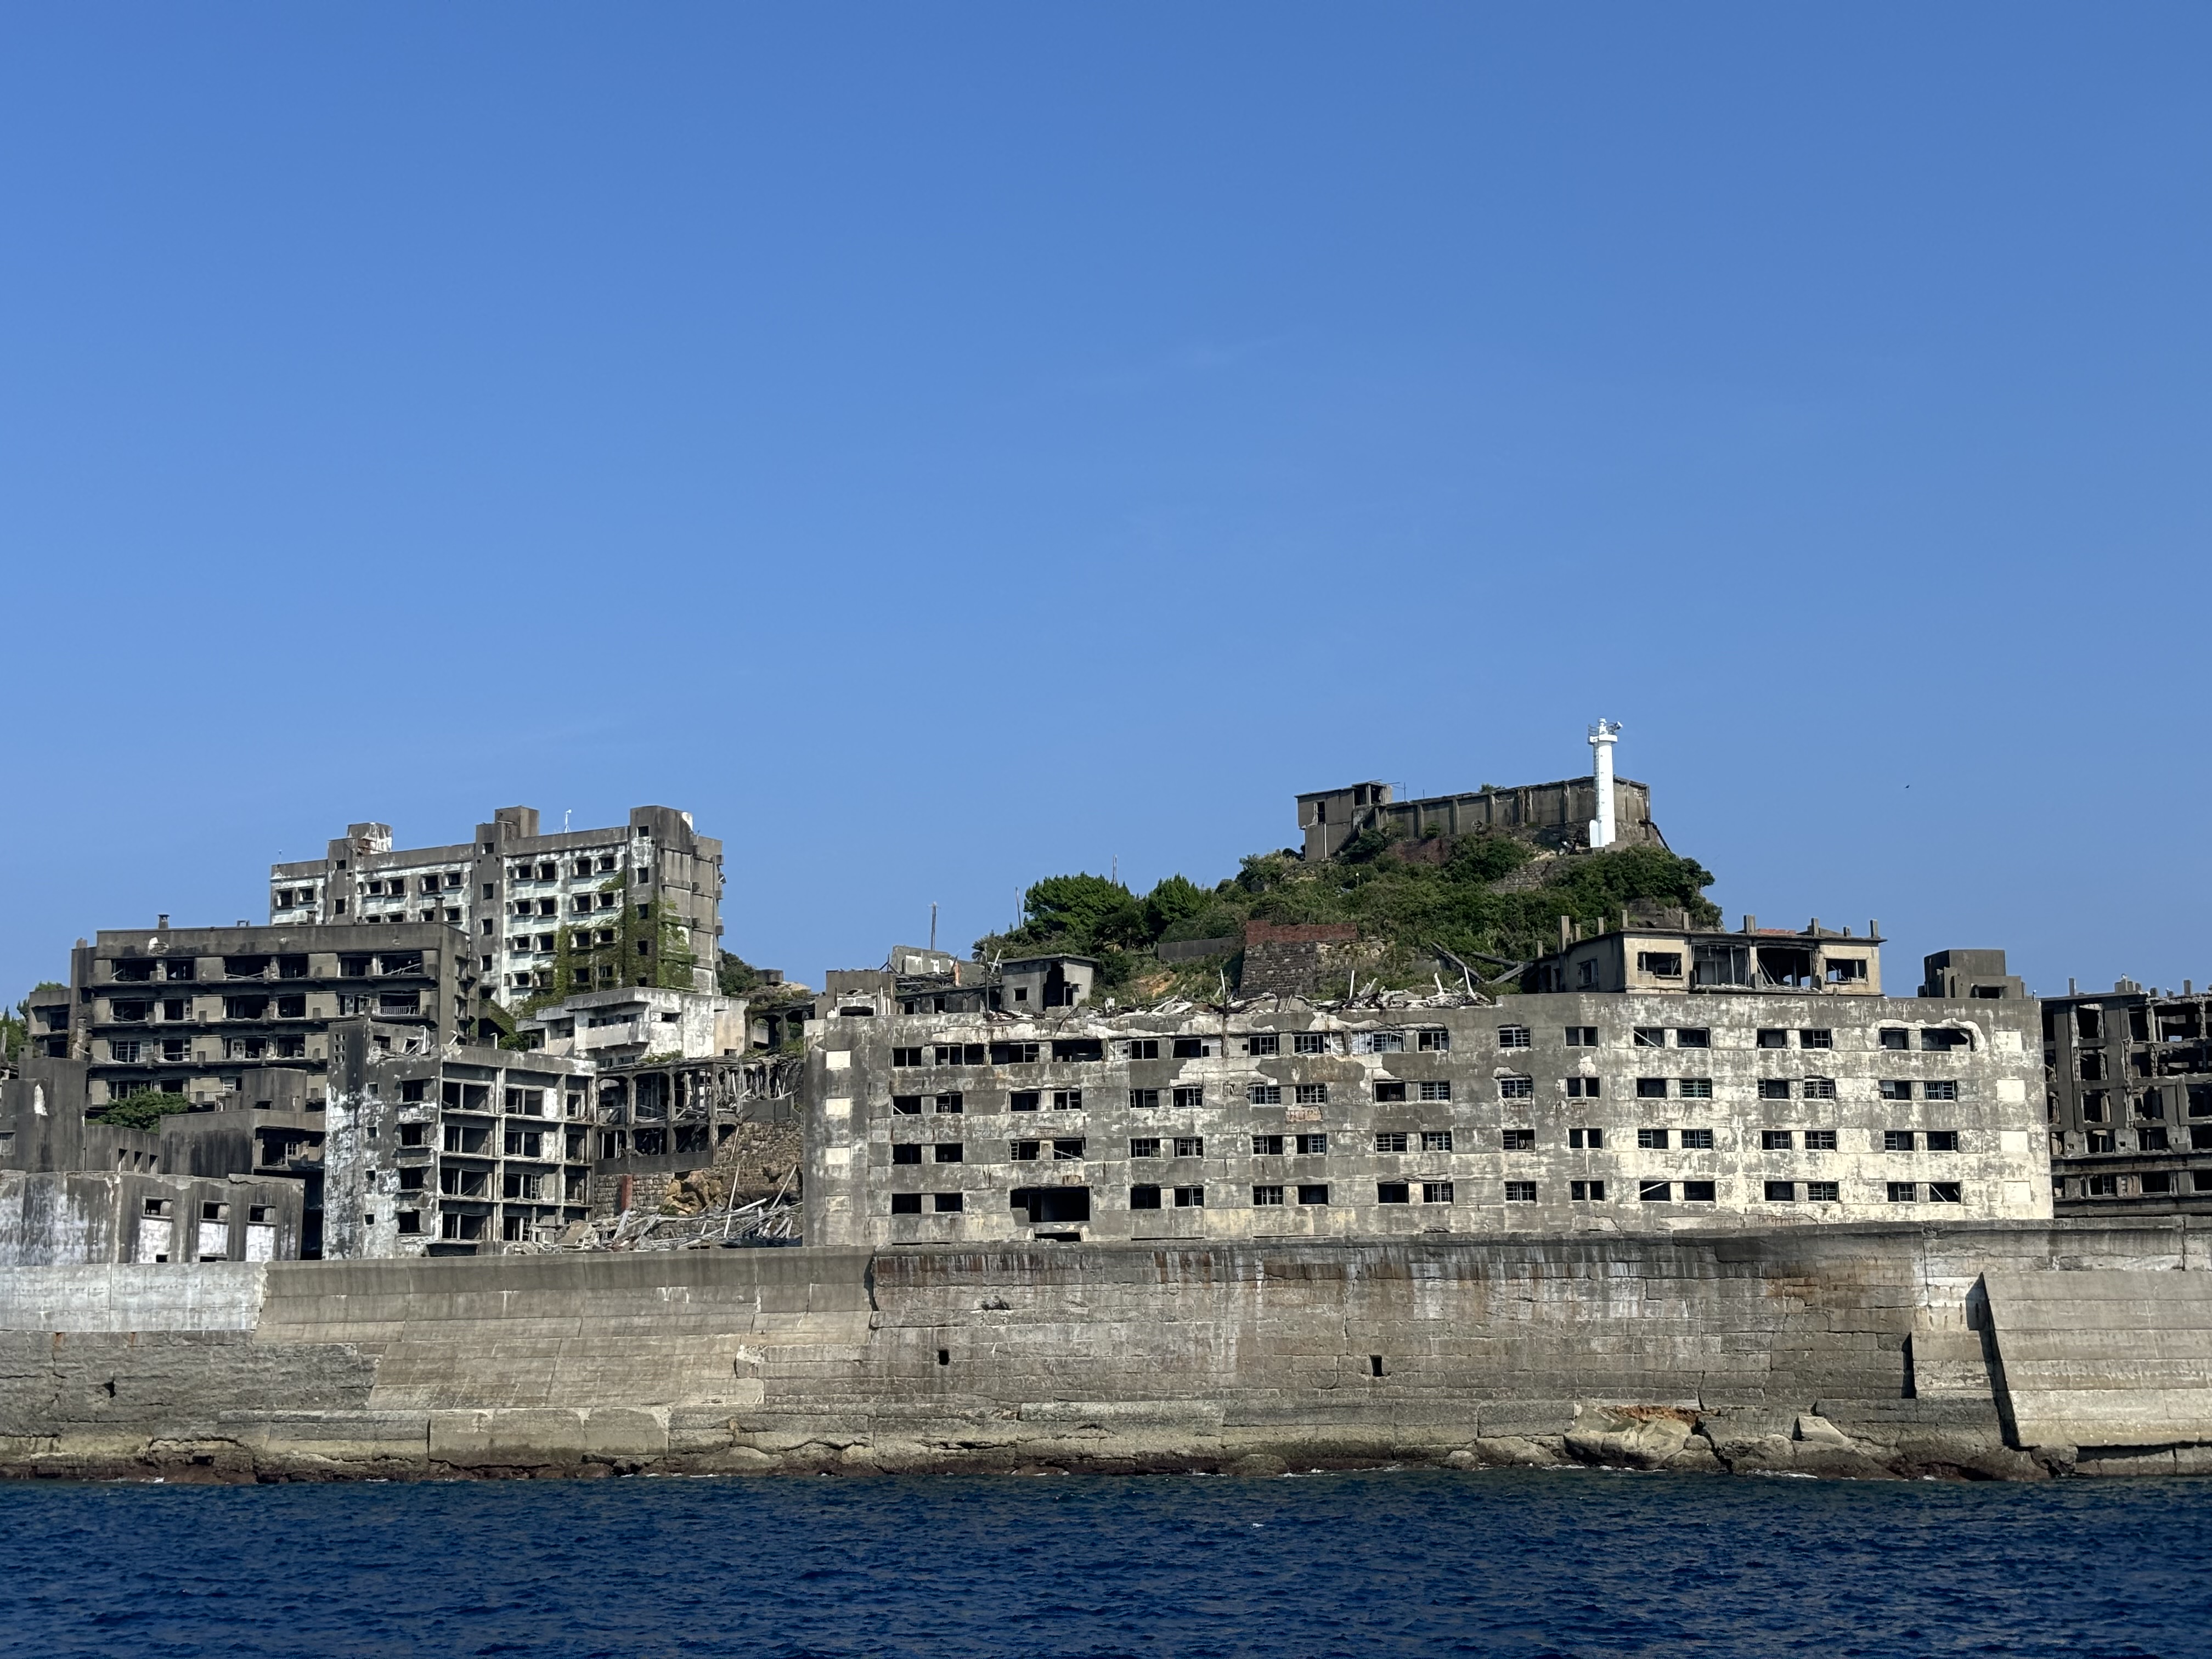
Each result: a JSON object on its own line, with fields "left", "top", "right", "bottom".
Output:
{"left": 0, "top": 1220, "right": 2205, "bottom": 1482}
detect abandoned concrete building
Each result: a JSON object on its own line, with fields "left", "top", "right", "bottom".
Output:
{"left": 804, "top": 929, "right": 2051, "bottom": 1248}
{"left": 1297, "top": 775, "right": 1662, "bottom": 862}
{"left": 266, "top": 804, "right": 724, "bottom": 1000}
{"left": 35, "top": 922, "right": 475, "bottom": 1108}
{"left": 2040, "top": 975, "right": 2212, "bottom": 1217}
{"left": 1523, "top": 914, "right": 1886, "bottom": 996}
{"left": 315, "top": 1009, "right": 797, "bottom": 1257}
{"left": 317, "top": 1024, "right": 597, "bottom": 1257}
{"left": 822, "top": 949, "right": 1100, "bottom": 1018}
{"left": 507, "top": 981, "right": 792, "bottom": 1207}
{"left": 516, "top": 984, "right": 748, "bottom": 1066}
{"left": 0, "top": 1058, "right": 306, "bottom": 1266}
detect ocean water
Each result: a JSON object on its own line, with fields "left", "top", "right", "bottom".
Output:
{"left": 2, "top": 1469, "right": 2205, "bottom": 1658}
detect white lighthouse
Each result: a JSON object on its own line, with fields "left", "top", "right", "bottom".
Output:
{"left": 1587, "top": 720, "right": 1622, "bottom": 849}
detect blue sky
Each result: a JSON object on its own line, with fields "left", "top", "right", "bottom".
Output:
{"left": 3, "top": 5, "right": 2209, "bottom": 998}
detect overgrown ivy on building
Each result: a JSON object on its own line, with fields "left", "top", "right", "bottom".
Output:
{"left": 502, "top": 873, "right": 699, "bottom": 1022}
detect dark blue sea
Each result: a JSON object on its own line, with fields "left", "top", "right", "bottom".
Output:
{"left": 2, "top": 1469, "right": 2205, "bottom": 1658}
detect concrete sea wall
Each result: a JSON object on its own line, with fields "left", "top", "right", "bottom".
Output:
{"left": 1, "top": 1220, "right": 2208, "bottom": 1482}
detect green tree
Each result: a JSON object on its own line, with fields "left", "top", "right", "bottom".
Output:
{"left": 1141, "top": 874, "right": 1210, "bottom": 940}
{"left": 1015, "top": 874, "right": 1142, "bottom": 950}
{"left": 91, "top": 1089, "right": 193, "bottom": 1132}
{"left": 718, "top": 950, "right": 769, "bottom": 996}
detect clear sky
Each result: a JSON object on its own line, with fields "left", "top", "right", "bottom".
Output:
{"left": 3, "top": 5, "right": 2209, "bottom": 998}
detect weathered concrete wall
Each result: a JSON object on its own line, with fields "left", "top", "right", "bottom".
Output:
{"left": 1984, "top": 1267, "right": 2212, "bottom": 1452}
{"left": 0, "top": 1221, "right": 2205, "bottom": 1482}
{"left": 808, "top": 995, "right": 2050, "bottom": 1250}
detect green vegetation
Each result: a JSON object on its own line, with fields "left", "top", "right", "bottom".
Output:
{"left": 972, "top": 830, "right": 1720, "bottom": 997}
{"left": 91, "top": 1089, "right": 193, "bottom": 1132}
{"left": 501, "top": 875, "right": 702, "bottom": 1025}
{"left": 717, "top": 950, "right": 771, "bottom": 996}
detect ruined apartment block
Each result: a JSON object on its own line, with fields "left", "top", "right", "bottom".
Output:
{"left": 805, "top": 926, "right": 2049, "bottom": 1248}
{"left": 318, "top": 1023, "right": 595, "bottom": 1257}
{"left": 2040, "top": 974, "right": 2212, "bottom": 1216}
{"left": 267, "top": 804, "right": 724, "bottom": 1001}
{"left": 0, "top": 1058, "right": 306, "bottom": 1266}
{"left": 36, "top": 922, "right": 472, "bottom": 1108}
{"left": 515, "top": 982, "right": 786, "bottom": 1210}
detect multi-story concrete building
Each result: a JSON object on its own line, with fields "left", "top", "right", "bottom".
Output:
{"left": 2040, "top": 975, "right": 2212, "bottom": 1216}
{"left": 0, "top": 1058, "right": 306, "bottom": 1266}
{"left": 512, "top": 983, "right": 800, "bottom": 1214}
{"left": 805, "top": 927, "right": 2051, "bottom": 1248}
{"left": 43, "top": 922, "right": 475, "bottom": 1108}
{"left": 319, "top": 1025, "right": 595, "bottom": 1258}
{"left": 266, "top": 804, "right": 724, "bottom": 1002}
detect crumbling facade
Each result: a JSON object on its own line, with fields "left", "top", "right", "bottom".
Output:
{"left": 266, "top": 803, "right": 724, "bottom": 1000}
{"left": 44, "top": 922, "right": 472, "bottom": 1107}
{"left": 804, "top": 930, "right": 2050, "bottom": 1248}
{"left": 516, "top": 984, "right": 748, "bottom": 1066}
{"left": 0, "top": 1058, "right": 305, "bottom": 1265}
{"left": 319, "top": 1026, "right": 595, "bottom": 1257}
{"left": 2040, "top": 977, "right": 2212, "bottom": 1216}
{"left": 1525, "top": 914, "right": 1885, "bottom": 996}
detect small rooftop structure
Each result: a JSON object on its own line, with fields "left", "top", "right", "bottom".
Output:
{"left": 1919, "top": 950, "right": 2025, "bottom": 1001}
{"left": 1521, "top": 913, "right": 1886, "bottom": 996}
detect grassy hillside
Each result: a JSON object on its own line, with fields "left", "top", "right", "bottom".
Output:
{"left": 973, "top": 829, "right": 1720, "bottom": 999}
